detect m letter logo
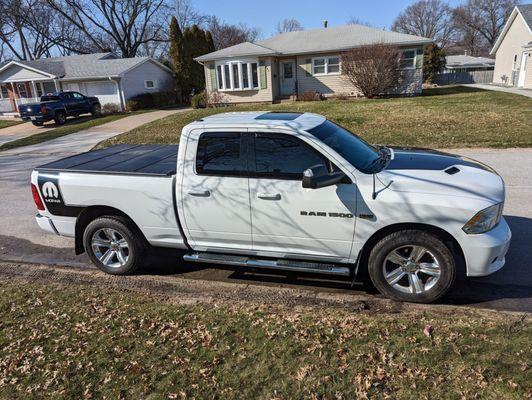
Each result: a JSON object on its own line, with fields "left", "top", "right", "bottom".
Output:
{"left": 42, "top": 182, "right": 59, "bottom": 198}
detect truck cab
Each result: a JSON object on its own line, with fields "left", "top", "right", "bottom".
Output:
{"left": 31, "top": 111, "right": 512, "bottom": 303}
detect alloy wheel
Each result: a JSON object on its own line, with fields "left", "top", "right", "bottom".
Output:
{"left": 91, "top": 228, "right": 130, "bottom": 268}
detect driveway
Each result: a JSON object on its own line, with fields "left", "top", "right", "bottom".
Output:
{"left": 0, "top": 130, "right": 530, "bottom": 310}
{"left": 462, "top": 83, "right": 532, "bottom": 98}
{"left": 0, "top": 121, "right": 57, "bottom": 146}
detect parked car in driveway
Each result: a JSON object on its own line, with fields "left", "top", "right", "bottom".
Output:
{"left": 30, "top": 111, "right": 512, "bottom": 303}
{"left": 19, "top": 91, "right": 101, "bottom": 126}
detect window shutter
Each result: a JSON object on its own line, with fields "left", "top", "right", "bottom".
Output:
{"left": 208, "top": 63, "right": 217, "bottom": 91}
{"left": 305, "top": 59, "right": 312, "bottom": 76}
{"left": 259, "top": 60, "right": 267, "bottom": 89}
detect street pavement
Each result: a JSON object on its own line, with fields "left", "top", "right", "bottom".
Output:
{"left": 0, "top": 119, "right": 530, "bottom": 311}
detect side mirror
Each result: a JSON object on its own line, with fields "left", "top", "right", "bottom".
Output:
{"left": 302, "top": 165, "right": 347, "bottom": 189}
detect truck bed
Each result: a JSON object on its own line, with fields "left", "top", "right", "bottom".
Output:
{"left": 36, "top": 144, "right": 178, "bottom": 176}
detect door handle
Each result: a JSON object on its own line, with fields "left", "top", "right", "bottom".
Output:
{"left": 257, "top": 192, "right": 281, "bottom": 200}
{"left": 188, "top": 190, "right": 210, "bottom": 197}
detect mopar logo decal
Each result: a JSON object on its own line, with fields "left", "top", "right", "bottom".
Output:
{"left": 42, "top": 182, "right": 59, "bottom": 198}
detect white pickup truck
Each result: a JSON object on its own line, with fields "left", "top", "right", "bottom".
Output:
{"left": 31, "top": 111, "right": 511, "bottom": 303}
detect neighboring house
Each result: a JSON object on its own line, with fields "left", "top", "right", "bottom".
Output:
{"left": 195, "top": 24, "right": 432, "bottom": 104}
{"left": 0, "top": 53, "right": 175, "bottom": 115}
{"left": 490, "top": 4, "right": 532, "bottom": 88}
{"left": 435, "top": 54, "right": 495, "bottom": 85}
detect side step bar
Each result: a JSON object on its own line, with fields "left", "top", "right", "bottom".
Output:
{"left": 183, "top": 252, "right": 351, "bottom": 276}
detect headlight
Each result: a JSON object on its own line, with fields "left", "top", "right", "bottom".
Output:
{"left": 462, "top": 203, "right": 503, "bottom": 234}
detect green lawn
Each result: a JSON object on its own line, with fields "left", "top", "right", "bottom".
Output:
{"left": 0, "top": 119, "right": 22, "bottom": 130}
{"left": 101, "top": 86, "right": 532, "bottom": 149}
{"left": 0, "top": 281, "right": 530, "bottom": 399}
{"left": 0, "top": 113, "right": 140, "bottom": 151}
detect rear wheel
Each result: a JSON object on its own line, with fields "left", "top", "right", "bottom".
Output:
{"left": 54, "top": 111, "right": 66, "bottom": 125}
{"left": 368, "top": 230, "right": 456, "bottom": 303}
{"left": 83, "top": 216, "right": 147, "bottom": 275}
{"left": 90, "top": 104, "right": 101, "bottom": 116}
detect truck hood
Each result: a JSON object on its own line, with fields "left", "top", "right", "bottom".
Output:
{"left": 378, "top": 148, "right": 504, "bottom": 203}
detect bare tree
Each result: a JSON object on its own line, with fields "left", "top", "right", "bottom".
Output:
{"left": 392, "top": 0, "right": 455, "bottom": 47}
{"left": 0, "top": 0, "right": 60, "bottom": 60}
{"left": 276, "top": 18, "right": 303, "bottom": 34}
{"left": 453, "top": 0, "right": 519, "bottom": 47}
{"left": 206, "top": 16, "right": 260, "bottom": 49}
{"left": 341, "top": 43, "right": 403, "bottom": 98}
{"left": 174, "top": 0, "right": 207, "bottom": 29}
{"left": 346, "top": 17, "right": 374, "bottom": 27}
{"left": 44, "top": 0, "right": 170, "bottom": 57}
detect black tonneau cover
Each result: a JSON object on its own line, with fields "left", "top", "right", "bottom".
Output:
{"left": 36, "top": 144, "right": 178, "bottom": 176}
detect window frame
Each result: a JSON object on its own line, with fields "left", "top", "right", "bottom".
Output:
{"left": 400, "top": 48, "right": 420, "bottom": 70}
{"left": 215, "top": 59, "right": 260, "bottom": 91}
{"left": 311, "top": 56, "right": 341, "bottom": 76}
{"left": 0, "top": 84, "right": 8, "bottom": 99}
{"left": 194, "top": 131, "right": 248, "bottom": 177}
{"left": 144, "top": 79, "right": 157, "bottom": 89}
{"left": 250, "top": 131, "right": 332, "bottom": 181}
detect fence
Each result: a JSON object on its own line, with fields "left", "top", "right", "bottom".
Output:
{"left": 434, "top": 70, "right": 494, "bottom": 85}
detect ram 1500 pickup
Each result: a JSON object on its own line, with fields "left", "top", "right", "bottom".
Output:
{"left": 19, "top": 91, "right": 101, "bottom": 126}
{"left": 31, "top": 111, "right": 511, "bottom": 303}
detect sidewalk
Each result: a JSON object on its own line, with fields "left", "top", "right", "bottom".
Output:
{"left": 462, "top": 83, "right": 532, "bottom": 98}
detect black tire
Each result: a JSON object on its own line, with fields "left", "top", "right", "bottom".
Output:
{"left": 83, "top": 216, "right": 148, "bottom": 275}
{"left": 368, "top": 230, "right": 456, "bottom": 303}
{"left": 31, "top": 121, "right": 44, "bottom": 127}
{"left": 54, "top": 111, "right": 67, "bottom": 125}
{"left": 90, "top": 104, "right": 101, "bottom": 116}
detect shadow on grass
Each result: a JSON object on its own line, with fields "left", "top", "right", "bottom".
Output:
{"left": 423, "top": 85, "right": 487, "bottom": 96}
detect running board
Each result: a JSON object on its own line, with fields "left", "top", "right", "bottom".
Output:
{"left": 183, "top": 252, "right": 351, "bottom": 276}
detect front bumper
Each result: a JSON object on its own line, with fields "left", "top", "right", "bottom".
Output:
{"left": 459, "top": 217, "right": 512, "bottom": 277}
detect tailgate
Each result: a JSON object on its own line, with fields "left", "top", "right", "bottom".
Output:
{"left": 19, "top": 103, "right": 42, "bottom": 117}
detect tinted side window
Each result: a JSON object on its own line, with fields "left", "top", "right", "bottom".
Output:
{"left": 196, "top": 132, "right": 245, "bottom": 176}
{"left": 253, "top": 133, "right": 328, "bottom": 179}
{"left": 73, "top": 92, "right": 85, "bottom": 100}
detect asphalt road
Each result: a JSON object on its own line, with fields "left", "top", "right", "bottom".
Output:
{"left": 0, "top": 126, "right": 530, "bottom": 312}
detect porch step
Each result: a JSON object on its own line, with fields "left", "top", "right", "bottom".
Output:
{"left": 183, "top": 252, "right": 351, "bottom": 276}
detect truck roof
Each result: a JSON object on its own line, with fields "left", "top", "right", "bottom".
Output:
{"left": 187, "top": 111, "right": 326, "bottom": 131}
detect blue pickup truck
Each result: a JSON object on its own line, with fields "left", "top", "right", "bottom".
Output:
{"left": 19, "top": 91, "right": 101, "bottom": 126}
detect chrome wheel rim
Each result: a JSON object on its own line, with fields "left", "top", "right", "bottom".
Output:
{"left": 382, "top": 245, "right": 441, "bottom": 294}
{"left": 91, "top": 228, "right": 129, "bottom": 268}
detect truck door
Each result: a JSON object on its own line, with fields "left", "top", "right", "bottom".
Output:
{"left": 61, "top": 92, "right": 78, "bottom": 114}
{"left": 180, "top": 130, "right": 252, "bottom": 251}
{"left": 248, "top": 131, "right": 357, "bottom": 262}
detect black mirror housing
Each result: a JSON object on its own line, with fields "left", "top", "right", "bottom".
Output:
{"left": 302, "top": 165, "right": 347, "bottom": 189}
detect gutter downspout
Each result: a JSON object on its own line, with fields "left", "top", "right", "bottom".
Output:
{"left": 112, "top": 77, "right": 126, "bottom": 111}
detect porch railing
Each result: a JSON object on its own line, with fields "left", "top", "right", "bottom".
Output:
{"left": 15, "top": 97, "right": 41, "bottom": 107}
{"left": 0, "top": 99, "right": 13, "bottom": 113}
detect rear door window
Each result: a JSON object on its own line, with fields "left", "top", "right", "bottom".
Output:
{"left": 196, "top": 132, "right": 246, "bottom": 176}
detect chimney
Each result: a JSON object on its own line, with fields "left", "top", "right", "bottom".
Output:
{"left": 323, "top": 20, "right": 328, "bottom": 28}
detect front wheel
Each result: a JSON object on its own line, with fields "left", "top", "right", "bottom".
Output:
{"left": 368, "top": 230, "right": 456, "bottom": 303}
{"left": 83, "top": 216, "right": 147, "bottom": 275}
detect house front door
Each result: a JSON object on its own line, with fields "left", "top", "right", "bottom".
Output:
{"left": 518, "top": 52, "right": 528, "bottom": 87}
{"left": 280, "top": 60, "right": 296, "bottom": 96}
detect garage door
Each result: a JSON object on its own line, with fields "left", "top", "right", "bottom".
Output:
{"left": 85, "top": 81, "right": 119, "bottom": 106}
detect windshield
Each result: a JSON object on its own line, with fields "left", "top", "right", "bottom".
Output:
{"left": 307, "top": 120, "right": 382, "bottom": 174}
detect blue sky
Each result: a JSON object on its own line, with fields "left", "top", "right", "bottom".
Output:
{"left": 196, "top": 0, "right": 465, "bottom": 38}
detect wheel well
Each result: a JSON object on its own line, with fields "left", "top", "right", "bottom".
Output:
{"left": 74, "top": 206, "right": 144, "bottom": 255}
{"left": 355, "top": 223, "right": 466, "bottom": 281}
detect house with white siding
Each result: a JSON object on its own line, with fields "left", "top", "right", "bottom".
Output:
{"left": 195, "top": 24, "right": 433, "bottom": 104}
{"left": 490, "top": 4, "right": 532, "bottom": 88}
{"left": 0, "top": 53, "right": 175, "bottom": 115}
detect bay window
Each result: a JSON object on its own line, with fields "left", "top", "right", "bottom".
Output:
{"left": 215, "top": 60, "right": 260, "bottom": 91}
{"left": 312, "top": 56, "right": 341, "bottom": 75}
